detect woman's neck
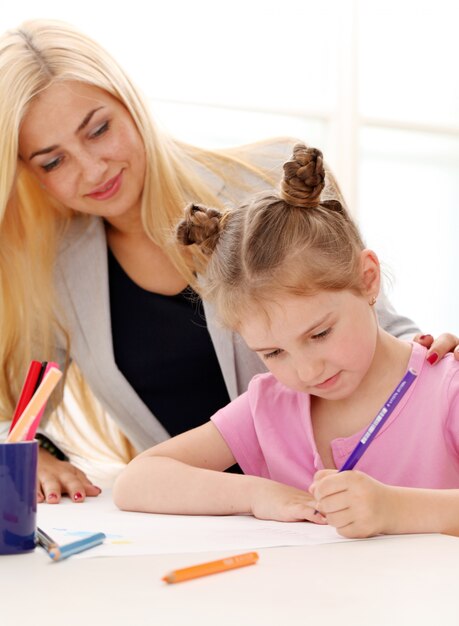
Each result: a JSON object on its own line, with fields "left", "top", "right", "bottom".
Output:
{"left": 105, "top": 218, "right": 188, "bottom": 295}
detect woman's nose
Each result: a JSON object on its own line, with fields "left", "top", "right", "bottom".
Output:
{"left": 77, "top": 152, "right": 108, "bottom": 185}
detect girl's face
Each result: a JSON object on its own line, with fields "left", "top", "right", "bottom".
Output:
{"left": 238, "top": 254, "right": 380, "bottom": 400}
{"left": 18, "top": 81, "right": 146, "bottom": 224}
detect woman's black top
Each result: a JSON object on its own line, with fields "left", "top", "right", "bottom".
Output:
{"left": 108, "top": 248, "right": 231, "bottom": 437}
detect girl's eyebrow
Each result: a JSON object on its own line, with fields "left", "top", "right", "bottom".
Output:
{"left": 249, "top": 312, "right": 333, "bottom": 351}
{"left": 302, "top": 312, "right": 332, "bottom": 336}
{"left": 29, "top": 106, "right": 105, "bottom": 160}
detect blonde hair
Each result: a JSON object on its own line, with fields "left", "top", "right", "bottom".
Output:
{"left": 0, "top": 19, "right": 275, "bottom": 460}
{"left": 177, "top": 144, "right": 365, "bottom": 329}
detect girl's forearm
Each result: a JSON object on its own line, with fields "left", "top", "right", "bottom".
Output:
{"left": 113, "top": 455, "right": 260, "bottom": 515}
{"left": 385, "top": 486, "right": 459, "bottom": 536}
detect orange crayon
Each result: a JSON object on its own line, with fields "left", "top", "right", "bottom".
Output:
{"left": 162, "top": 551, "right": 259, "bottom": 584}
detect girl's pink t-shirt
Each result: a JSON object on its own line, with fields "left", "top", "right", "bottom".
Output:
{"left": 211, "top": 342, "right": 459, "bottom": 490}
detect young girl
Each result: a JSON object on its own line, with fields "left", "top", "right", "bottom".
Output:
{"left": 114, "top": 144, "right": 459, "bottom": 538}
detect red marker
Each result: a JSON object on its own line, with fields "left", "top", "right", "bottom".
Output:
{"left": 8, "top": 360, "right": 42, "bottom": 434}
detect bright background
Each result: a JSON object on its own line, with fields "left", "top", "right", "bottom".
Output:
{"left": 3, "top": 1, "right": 458, "bottom": 334}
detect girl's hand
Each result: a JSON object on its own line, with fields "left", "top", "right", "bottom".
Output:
{"left": 414, "top": 333, "right": 459, "bottom": 365}
{"left": 250, "top": 479, "right": 327, "bottom": 524}
{"left": 309, "top": 469, "right": 395, "bottom": 538}
{"left": 38, "top": 447, "right": 101, "bottom": 503}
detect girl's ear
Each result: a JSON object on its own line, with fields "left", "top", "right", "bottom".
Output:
{"left": 359, "top": 249, "right": 380, "bottom": 299}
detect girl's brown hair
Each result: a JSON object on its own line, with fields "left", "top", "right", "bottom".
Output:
{"left": 177, "top": 144, "right": 365, "bottom": 328}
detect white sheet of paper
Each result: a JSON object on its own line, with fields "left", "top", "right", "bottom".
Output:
{"left": 37, "top": 489, "right": 362, "bottom": 558}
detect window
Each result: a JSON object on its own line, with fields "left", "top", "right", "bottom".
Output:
{"left": 3, "top": 0, "right": 458, "bottom": 333}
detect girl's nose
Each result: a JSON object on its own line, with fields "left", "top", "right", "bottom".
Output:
{"left": 295, "top": 357, "right": 324, "bottom": 386}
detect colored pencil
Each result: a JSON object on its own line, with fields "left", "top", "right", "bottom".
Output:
{"left": 36, "top": 526, "right": 59, "bottom": 552}
{"left": 6, "top": 367, "right": 62, "bottom": 443}
{"left": 312, "top": 368, "right": 417, "bottom": 515}
{"left": 162, "top": 552, "right": 259, "bottom": 584}
{"left": 8, "top": 360, "right": 42, "bottom": 433}
{"left": 48, "top": 533, "right": 106, "bottom": 562}
{"left": 26, "top": 361, "right": 59, "bottom": 440}
{"left": 339, "top": 368, "right": 418, "bottom": 472}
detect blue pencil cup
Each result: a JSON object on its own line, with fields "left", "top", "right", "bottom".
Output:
{"left": 0, "top": 440, "right": 38, "bottom": 555}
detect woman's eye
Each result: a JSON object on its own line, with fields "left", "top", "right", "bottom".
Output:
{"left": 312, "top": 328, "right": 332, "bottom": 341}
{"left": 90, "top": 120, "right": 110, "bottom": 138}
{"left": 41, "top": 157, "right": 61, "bottom": 172}
{"left": 263, "top": 348, "right": 283, "bottom": 360}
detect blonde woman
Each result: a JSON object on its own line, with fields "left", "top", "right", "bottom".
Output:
{"left": 0, "top": 20, "right": 456, "bottom": 504}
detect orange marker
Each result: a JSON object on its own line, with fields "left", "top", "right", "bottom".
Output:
{"left": 162, "top": 551, "right": 259, "bottom": 584}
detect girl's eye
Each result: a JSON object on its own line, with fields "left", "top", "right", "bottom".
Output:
{"left": 41, "top": 157, "right": 62, "bottom": 172}
{"left": 90, "top": 120, "right": 110, "bottom": 138}
{"left": 312, "top": 328, "right": 332, "bottom": 341}
{"left": 262, "top": 348, "right": 283, "bottom": 360}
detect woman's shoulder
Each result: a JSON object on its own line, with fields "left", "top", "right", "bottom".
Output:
{"left": 217, "top": 136, "right": 344, "bottom": 205}
{"left": 228, "top": 136, "right": 298, "bottom": 168}
{"left": 410, "top": 342, "right": 459, "bottom": 410}
{"left": 56, "top": 215, "right": 105, "bottom": 256}
{"left": 213, "top": 136, "right": 299, "bottom": 202}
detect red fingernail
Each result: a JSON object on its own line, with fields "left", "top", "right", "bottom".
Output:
{"left": 73, "top": 492, "right": 83, "bottom": 501}
{"left": 419, "top": 335, "right": 429, "bottom": 340}
{"left": 47, "top": 493, "right": 58, "bottom": 500}
{"left": 427, "top": 352, "right": 438, "bottom": 365}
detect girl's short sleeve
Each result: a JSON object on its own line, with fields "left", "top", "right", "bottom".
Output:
{"left": 211, "top": 377, "right": 270, "bottom": 478}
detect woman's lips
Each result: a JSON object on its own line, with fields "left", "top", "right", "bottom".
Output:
{"left": 86, "top": 170, "right": 123, "bottom": 200}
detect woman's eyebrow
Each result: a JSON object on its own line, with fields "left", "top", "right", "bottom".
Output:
{"left": 76, "top": 106, "right": 104, "bottom": 132}
{"left": 29, "top": 145, "right": 58, "bottom": 160}
{"left": 29, "top": 106, "right": 105, "bottom": 160}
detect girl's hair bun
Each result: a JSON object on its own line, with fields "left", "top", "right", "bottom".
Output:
{"left": 280, "top": 143, "right": 325, "bottom": 208}
{"left": 176, "top": 203, "right": 226, "bottom": 256}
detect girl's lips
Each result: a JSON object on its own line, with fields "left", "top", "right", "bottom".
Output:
{"left": 87, "top": 171, "right": 123, "bottom": 200}
{"left": 314, "top": 371, "right": 341, "bottom": 390}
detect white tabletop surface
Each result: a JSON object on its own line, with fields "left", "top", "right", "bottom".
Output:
{"left": 2, "top": 510, "right": 459, "bottom": 626}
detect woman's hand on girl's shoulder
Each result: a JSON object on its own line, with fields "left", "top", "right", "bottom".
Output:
{"left": 37, "top": 447, "right": 102, "bottom": 504}
{"left": 413, "top": 333, "right": 459, "bottom": 365}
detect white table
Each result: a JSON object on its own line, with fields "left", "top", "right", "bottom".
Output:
{"left": 2, "top": 513, "right": 459, "bottom": 626}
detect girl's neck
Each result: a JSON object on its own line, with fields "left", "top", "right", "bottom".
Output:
{"left": 311, "top": 330, "right": 412, "bottom": 446}
{"left": 353, "top": 329, "right": 412, "bottom": 404}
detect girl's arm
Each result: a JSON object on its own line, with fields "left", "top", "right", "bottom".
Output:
{"left": 310, "top": 469, "right": 459, "bottom": 538}
{"left": 113, "top": 422, "right": 324, "bottom": 523}
{"left": 113, "top": 422, "right": 254, "bottom": 515}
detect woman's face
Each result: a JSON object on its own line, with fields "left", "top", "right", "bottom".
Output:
{"left": 18, "top": 81, "right": 146, "bottom": 224}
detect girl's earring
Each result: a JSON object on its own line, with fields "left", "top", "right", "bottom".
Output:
{"left": 369, "top": 296, "right": 377, "bottom": 306}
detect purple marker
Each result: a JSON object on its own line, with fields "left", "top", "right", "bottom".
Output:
{"left": 340, "top": 368, "right": 418, "bottom": 472}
